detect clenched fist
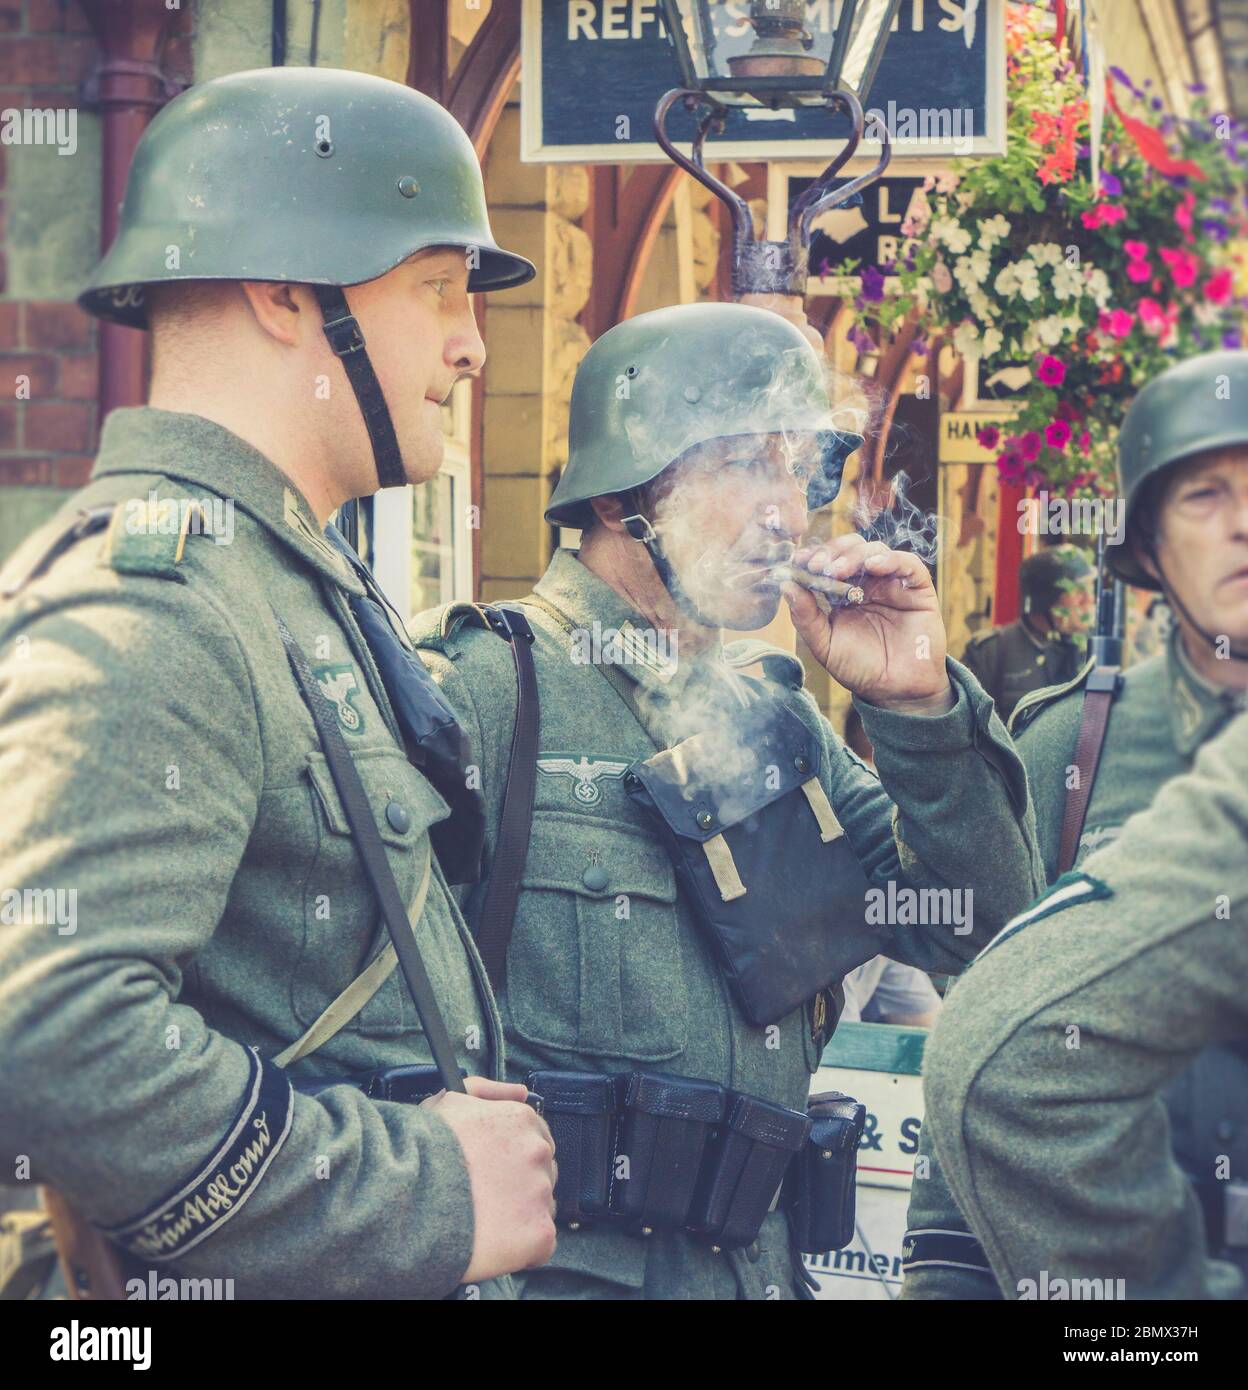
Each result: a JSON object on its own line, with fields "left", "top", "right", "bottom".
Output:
{"left": 424, "top": 1075, "right": 558, "bottom": 1283}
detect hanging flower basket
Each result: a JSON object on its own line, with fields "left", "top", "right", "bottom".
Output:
{"left": 861, "top": 1, "right": 1247, "bottom": 500}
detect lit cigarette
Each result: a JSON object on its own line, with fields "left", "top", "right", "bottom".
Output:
{"left": 774, "top": 565, "right": 865, "bottom": 605}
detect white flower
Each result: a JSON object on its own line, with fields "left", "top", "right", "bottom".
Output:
{"left": 1026, "top": 242, "right": 1063, "bottom": 267}
{"left": 931, "top": 216, "right": 972, "bottom": 254}
{"left": 953, "top": 256, "right": 982, "bottom": 292}
{"left": 979, "top": 214, "right": 1011, "bottom": 248}
{"left": 1085, "top": 267, "right": 1110, "bottom": 309}
{"left": 982, "top": 327, "right": 1004, "bottom": 357}
{"left": 1036, "top": 315, "right": 1067, "bottom": 347}
{"left": 994, "top": 264, "right": 1018, "bottom": 296}
{"left": 953, "top": 321, "right": 981, "bottom": 358}
{"left": 1051, "top": 262, "right": 1084, "bottom": 301}
{"left": 969, "top": 289, "right": 997, "bottom": 321}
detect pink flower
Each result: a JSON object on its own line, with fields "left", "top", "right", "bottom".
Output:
{"left": 1020, "top": 431, "right": 1043, "bottom": 462}
{"left": 1127, "top": 258, "right": 1152, "bottom": 283}
{"left": 1138, "top": 297, "right": 1165, "bottom": 327}
{"left": 1159, "top": 247, "right": 1201, "bottom": 288}
{"left": 1081, "top": 208, "right": 1103, "bottom": 229}
{"left": 998, "top": 452, "right": 1026, "bottom": 484}
{"left": 1099, "top": 204, "right": 1126, "bottom": 225}
{"left": 1139, "top": 298, "right": 1180, "bottom": 345}
{"left": 1124, "top": 240, "right": 1150, "bottom": 260}
{"left": 1108, "top": 308, "right": 1135, "bottom": 338}
{"left": 1046, "top": 419, "right": 1072, "bottom": 450}
{"left": 1079, "top": 431, "right": 1092, "bottom": 455}
{"left": 1037, "top": 355, "right": 1066, "bottom": 386}
{"left": 976, "top": 425, "right": 1001, "bottom": 450}
{"left": 1204, "top": 268, "right": 1233, "bottom": 304}
{"left": 1175, "top": 192, "right": 1196, "bottom": 232}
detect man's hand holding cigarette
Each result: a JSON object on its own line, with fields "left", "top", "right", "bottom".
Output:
{"left": 780, "top": 533, "right": 955, "bottom": 716}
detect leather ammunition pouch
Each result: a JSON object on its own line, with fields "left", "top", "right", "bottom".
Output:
{"left": 624, "top": 697, "right": 875, "bottom": 1027}
{"left": 784, "top": 1091, "right": 867, "bottom": 1255}
{"left": 526, "top": 1068, "right": 858, "bottom": 1255}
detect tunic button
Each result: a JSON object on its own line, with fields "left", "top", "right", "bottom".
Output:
{"left": 582, "top": 865, "right": 609, "bottom": 892}
{"left": 385, "top": 800, "right": 411, "bottom": 833}
{"left": 794, "top": 756, "right": 809, "bottom": 774}
{"left": 696, "top": 810, "right": 715, "bottom": 830}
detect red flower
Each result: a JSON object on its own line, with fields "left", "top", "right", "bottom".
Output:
{"left": 1020, "top": 431, "right": 1043, "bottom": 462}
{"left": 1055, "top": 400, "right": 1081, "bottom": 422}
{"left": 1037, "top": 355, "right": 1067, "bottom": 386}
{"left": 976, "top": 425, "right": 1001, "bottom": 450}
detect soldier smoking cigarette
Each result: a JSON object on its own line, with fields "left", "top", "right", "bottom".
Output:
{"left": 772, "top": 564, "right": 866, "bottom": 605}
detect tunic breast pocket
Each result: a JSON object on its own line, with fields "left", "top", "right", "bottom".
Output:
{"left": 293, "top": 746, "right": 453, "bottom": 1037}
{"left": 506, "top": 810, "right": 687, "bottom": 1063}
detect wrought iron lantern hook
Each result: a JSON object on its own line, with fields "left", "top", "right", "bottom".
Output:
{"left": 653, "top": 83, "right": 893, "bottom": 298}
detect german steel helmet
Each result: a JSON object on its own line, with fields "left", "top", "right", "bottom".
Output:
{"left": 1109, "top": 349, "right": 1248, "bottom": 588}
{"left": 79, "top": 65, "right": 535, "bottom": 329}
{"left": 546, "top": 302, "right": 863, "bottom": 529}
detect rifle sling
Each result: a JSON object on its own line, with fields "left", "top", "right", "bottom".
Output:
{"left": 1056, "top": 665, "right": 1121, "bottom": 874}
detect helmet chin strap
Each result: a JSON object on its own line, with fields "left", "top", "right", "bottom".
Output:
{"left": 313, "top": 285, "right": 407, "bottom": 491}
{"left": 1149, "top": 542, "right": 1248, "bottom": 665}
{"left": 620, "top": 490, "right": 720, "bottom": 631}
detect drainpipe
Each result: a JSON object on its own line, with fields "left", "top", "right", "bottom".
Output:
{"left": 76, "top": 0, "right": 183, "bottom": 418}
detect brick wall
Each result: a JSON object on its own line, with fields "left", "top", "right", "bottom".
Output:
{"left": 0, "top": 1, "right": 194, "bottom": 559}
{"left": 1, "top": 0, "right": 99, "bottom": 499}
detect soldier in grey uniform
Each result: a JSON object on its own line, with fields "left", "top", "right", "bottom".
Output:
{"left": 903, "top": 349, "right": 1248, "bottom": 1299}
{"left": 922, "top": 706, "right": 1248, "bottom": 1300}
{"left": 960, "top": 545, "right": 1093, "bottom": 723}
{"left": 413, "top": 302, "right": 1045, "bottom": 1300}
{"left": 0, "top": 67, "right": 557, "bottom": 1300}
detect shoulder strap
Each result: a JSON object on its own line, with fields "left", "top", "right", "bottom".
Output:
{"left": 272, "top": 844, "right": 433, "bottom": 1068}
{"left": 1056, "top": 664, "right": 1123, "bottom": 874}
{"left": 0, "top": 505, "right": 115, "bottom": 599}
{"left": 273, "top": 610, "right": 465, "bottom": 1093}
{"left": 473, "top": 605, "right": 541, "bottom": 993}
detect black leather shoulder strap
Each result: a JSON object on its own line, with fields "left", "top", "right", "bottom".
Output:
{"left": 473, "top": 605, "right": 540, "bottom": 993}
{"left": 274, "top": 609, "right": 465, "bottom": 1092}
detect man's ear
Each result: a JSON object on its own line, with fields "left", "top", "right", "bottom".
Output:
{"left": 239, "top": 280, "right": 304, "bottom": 348}
{"left": 588, "top": 492, "right": 630, "bottom": 533}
